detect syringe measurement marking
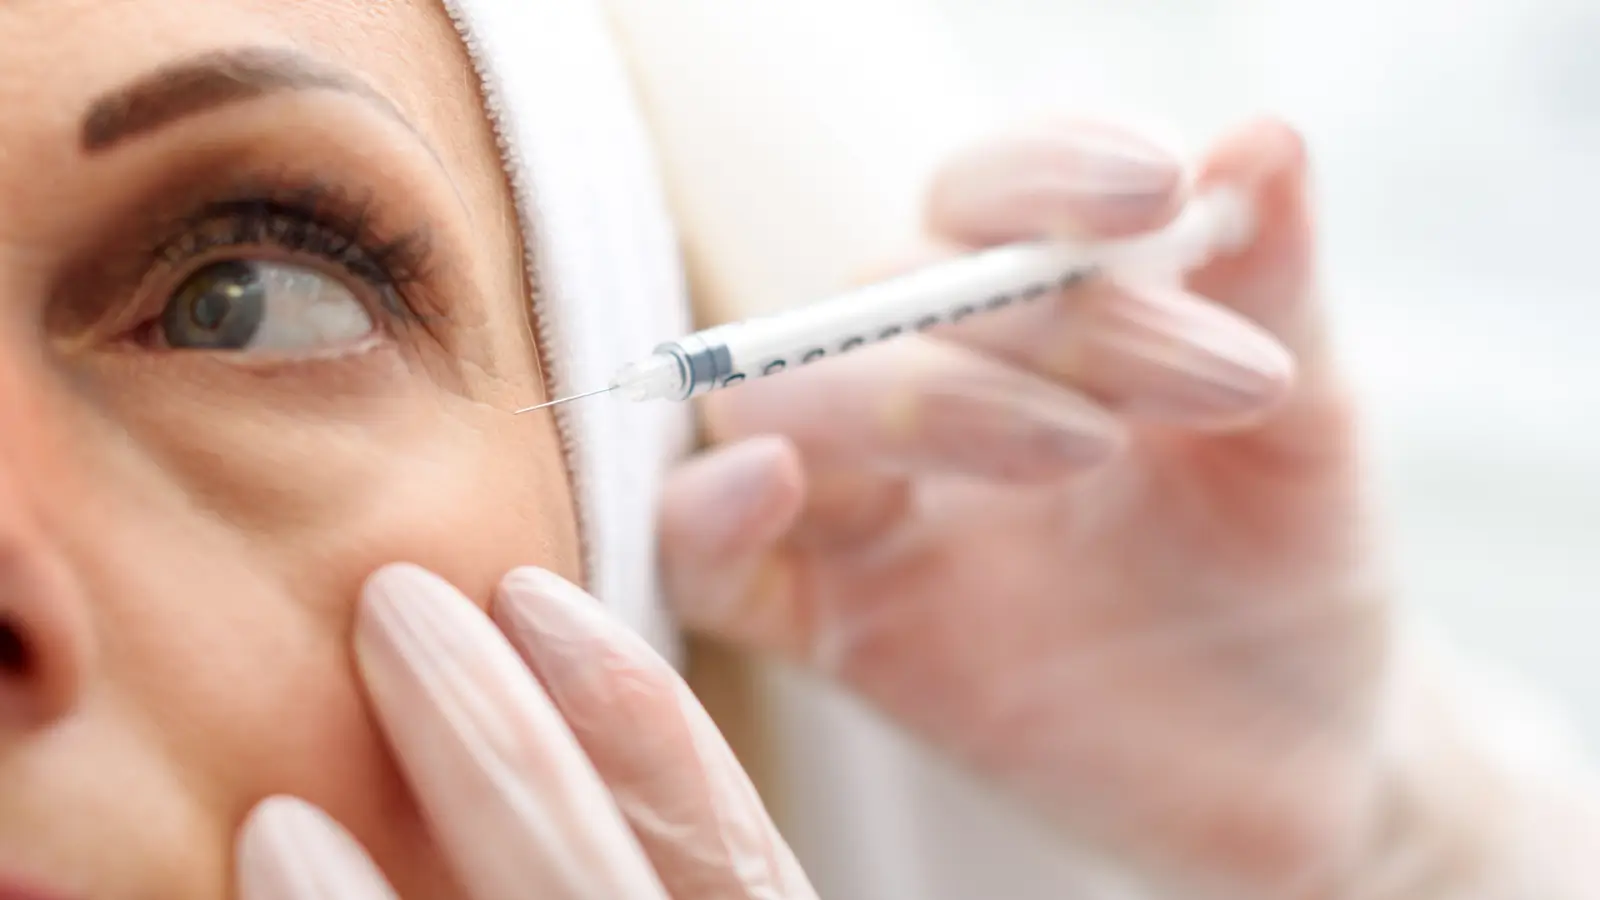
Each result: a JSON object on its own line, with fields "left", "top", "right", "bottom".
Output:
{"left": 717, "top": 267, "right": 1096, "bottom": 389}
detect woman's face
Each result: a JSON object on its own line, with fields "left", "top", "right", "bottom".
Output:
{"left": 0, "top": 1, "right": 581, "bottom": 897}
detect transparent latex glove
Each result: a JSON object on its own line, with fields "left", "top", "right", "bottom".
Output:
{"left": 660, "top": 118, "right": 1391, "bottom": 897}
{"left": 234, "top": 564, "right": 816, "bottom": 900}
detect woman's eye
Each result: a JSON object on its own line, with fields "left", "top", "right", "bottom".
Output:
{"left": 159, "top": 260, "right": 376, "bottom": 352}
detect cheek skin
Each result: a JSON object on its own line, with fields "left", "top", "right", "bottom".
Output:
{"left": 55, "top": 353, "right": 579, "bottom": 900}
{"left": 0, "top": 712, "right": 232, "bottom": 900}
{"left": 101, "top": 347, "right": 582, "bottom": 593}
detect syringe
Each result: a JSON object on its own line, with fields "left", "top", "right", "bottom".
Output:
{"left": 516, "top": 189, "right": 1253, "bottom": 413}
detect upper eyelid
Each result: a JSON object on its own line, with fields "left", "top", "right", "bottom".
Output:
{"left": 155, "top": 198, "right": 425, "bottom": 281}
{"left": 45, "top": 91, "right": 474, "bottom": 348}
{"left": 152, "top": 201, "right": 433, "bottom": 312}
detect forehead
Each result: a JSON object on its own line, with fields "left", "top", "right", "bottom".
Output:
{"left": 0, "top": 0, "right": 484, "bottom": 172}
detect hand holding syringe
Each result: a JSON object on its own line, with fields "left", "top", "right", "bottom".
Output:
{"left": 516, "top": 189, "right": 1253, "bottom": 413}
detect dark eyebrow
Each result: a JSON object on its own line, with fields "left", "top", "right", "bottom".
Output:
{"left": 81, "top": 47, "right": 413, "bottom": 153}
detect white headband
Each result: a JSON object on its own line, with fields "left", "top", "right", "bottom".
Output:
{"left": 440, "top": 0, "right": 695, "bottom": 661}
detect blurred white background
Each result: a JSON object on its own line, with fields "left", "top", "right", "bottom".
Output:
{"left": 616, "top": 3, "right": 1600, "bottom": 892}
{"left": 927, "top": 0, "right": 1600, "bottom": 742}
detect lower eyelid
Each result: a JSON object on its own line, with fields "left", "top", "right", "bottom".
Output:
{"left": 77, "top": 336, "right": 417, "bottom": 410}
{"left": 253, "top": 333, "right": 388, "bottom": 362}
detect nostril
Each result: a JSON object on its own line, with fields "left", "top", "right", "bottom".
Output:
{"left": 0, "top": 617, "right": 33, "bottom": 679}
{"left": 0, "top": 550, "right": 89, "bottom": 725}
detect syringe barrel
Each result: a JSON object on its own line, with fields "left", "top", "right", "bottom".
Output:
{"left": 663, "top": 243, "right": 1095, "bottom": 397}
{"left": 654, "top": 190, "right": 1249, "bottom": 400}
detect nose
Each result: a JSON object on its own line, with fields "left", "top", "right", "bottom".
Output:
{"left": 0, "top": 534, "right": 88, "bottom": 723}
{"left": 0, "top": 516, "right": 91, "bottom": 732}
{"left": 0, "top": 361, "right": 93, "bottom": 732}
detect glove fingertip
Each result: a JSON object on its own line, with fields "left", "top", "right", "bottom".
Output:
{"left": 660, "top": 435, "right": 805, "bottom": 564}
{"left": 661, "top": 439, "right": 812, "bottom": 659}
{"left": 237, "top": 796, "right": 398, "bottom": 900}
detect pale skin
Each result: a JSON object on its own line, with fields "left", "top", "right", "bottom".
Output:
{"left": 0, "top": 1, "right": 578, "bottom": 897}
{"left": 1, "top": 1, "right": 1401, "bottom": 898}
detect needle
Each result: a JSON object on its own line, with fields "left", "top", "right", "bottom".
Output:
{"left": 513, "top": 385, "right": 618, "bottom": 415}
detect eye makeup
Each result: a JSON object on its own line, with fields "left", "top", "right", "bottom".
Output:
{"left": 52, "top": 165, "right": 452, "bottom": 356}
{"left": 156, "top": 180, "right": 433, "bottom": 310}
{"left": 129, "top": 176, "right": 440, "bottom": 346}
{"left": 45, "top": 81, "right": 500, "bottom": 404}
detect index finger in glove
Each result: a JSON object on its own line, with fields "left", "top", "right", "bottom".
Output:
{"left": 354, "top": 564, "right": 670, "bottom": 900}
{"left": 920, "top": 119, "right": 1296, "bottom": 428}
{"left": 924, "top": 117, "right": 1187, "bottom": 244}
{"left": 495, "top": 568, "right": 818, "bottom": 900}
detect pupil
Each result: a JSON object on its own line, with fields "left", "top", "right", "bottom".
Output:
{"left": 190, "top": 291, "right": 231, "bottom": 332}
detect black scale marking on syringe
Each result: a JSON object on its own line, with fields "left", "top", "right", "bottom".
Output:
{"left": 722, "top": 267, "right": 1097, "bottom": 389}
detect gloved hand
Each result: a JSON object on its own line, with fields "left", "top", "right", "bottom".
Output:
{"left": 234, "top": 564, "right": 816, "bottom": 900}
{"left": 659, "top": 117, "right": 1390, "bottom": 897}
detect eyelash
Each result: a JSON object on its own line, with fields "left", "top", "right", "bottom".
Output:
{"left": 147, "top": 179, "right": 434, "bottom": 330}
